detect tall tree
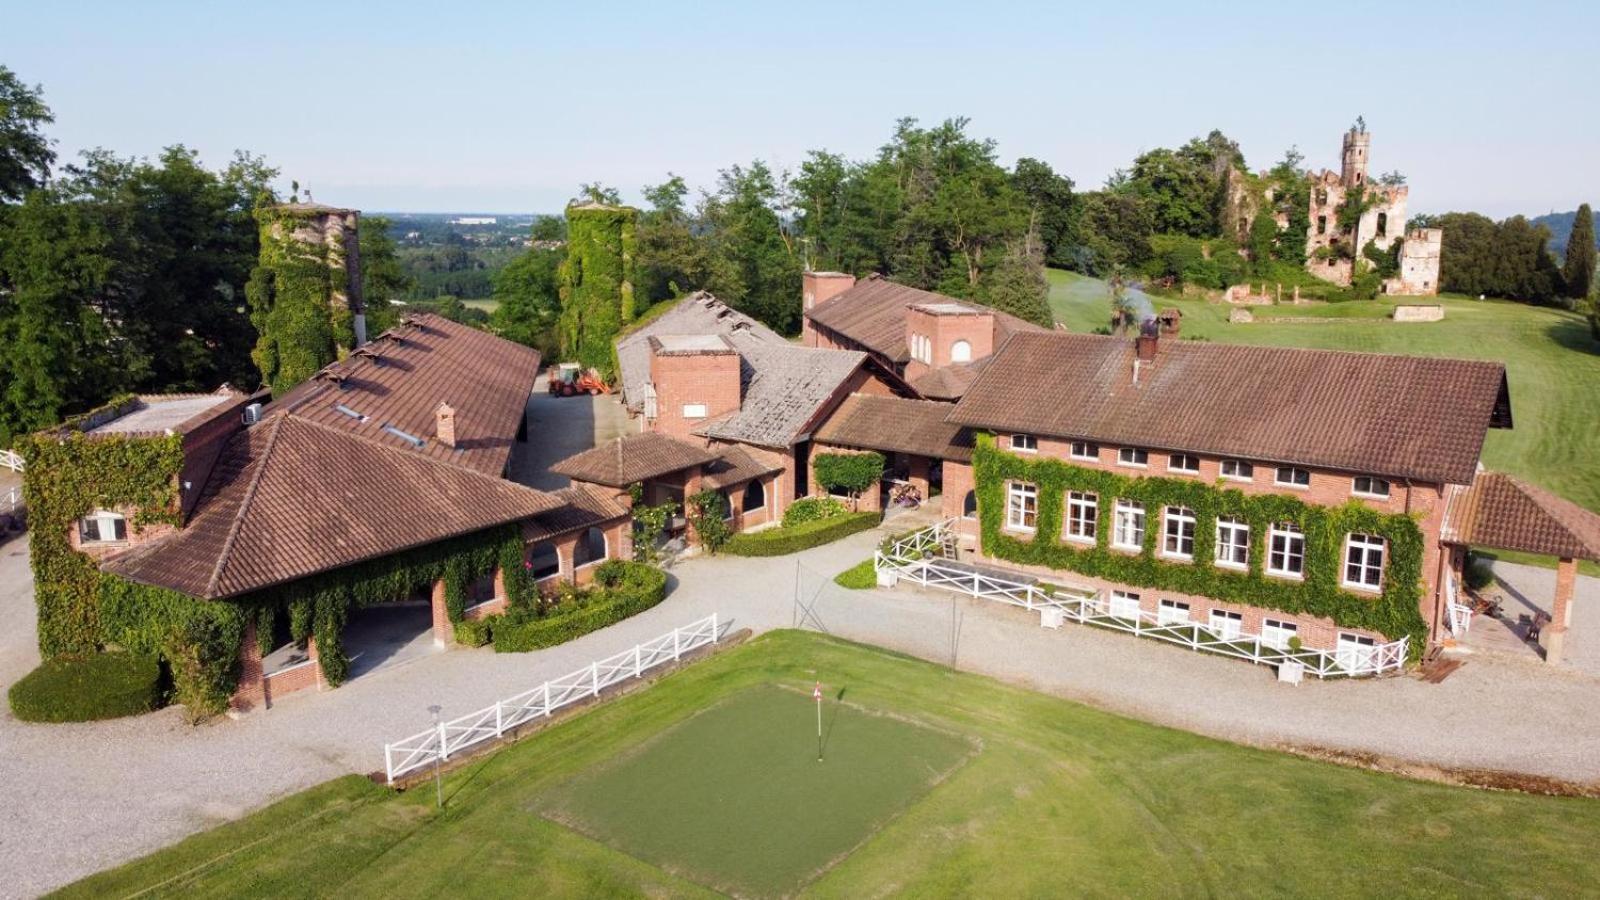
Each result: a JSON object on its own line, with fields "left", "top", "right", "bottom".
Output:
{"left": 358, "top": 215, "right": 412, "bottom": 336}
{"left": 490, "top": 246, "right": 562, "bottom": 355}
{"left": 1562, "top": 203, "right": 1596, "bottom": 301}
{"left": 700, "top": 161, "right": 801, "bottom": 332}
{"left": 0, "top": 65, "right": 54, "bottom": 203}
{"left": 1010, "top": 158, "right": 1077, "bottom": 268}
{"left": 635, "top": 174, "right": 710, "bottom": 304}
{"left": 978, "top": 242, "right": 1053, "bottom": 327}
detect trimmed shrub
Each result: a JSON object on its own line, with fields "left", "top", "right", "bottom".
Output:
{"left": 454, "top": 617, "right": 494, "bottom": 648}
{"left": 782, "top": 496, "right": 850, "bottom": 528}
{"left": 8, "top": 652, "right": 161, "bottom": 723}
{"left": 724, "top": 511, "right": 879, "bottom": 557}
{"left": 1464, "top": 552, "right": 1496, "bottom": 592}
{"left": 813, "top": 452, "right": 885, "bottom": 496}
{"left": 834, "top": 559, "right": 878, "bottom": 590}
{"left": 492, "top": 561, "right": 667, "bottom": 653}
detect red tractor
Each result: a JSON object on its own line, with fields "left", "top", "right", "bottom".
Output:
{"left": 547, "top": 363, "right": 611, "bottom": 397}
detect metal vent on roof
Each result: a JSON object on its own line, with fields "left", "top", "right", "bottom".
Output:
{"left": 334, "top": 404, "right": 369, "bottom": 422}
{"left": 352, "top": 346, "right": 384, "bottom": 365}
{"left": 382, "top": 424, "right": 425, "bottom": 449}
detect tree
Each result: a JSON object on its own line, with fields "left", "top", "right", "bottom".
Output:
{"left": 636, "top": 173, "right": 710, "bottom": 304}
{"left": 1562, "top": 203, "right": 1596, "bottom": 301}
{"left": 978, "top": 242, "right": 1053, "bottom": 327}
{"left": 575, "top": 182, "right": 622, "bottom": 205}
{"left": 358, "top": 215, "right": 412, "bottom": 336}
{"left": 1247, "top": 209, "right": 1278, "bottom": 272}
{"left": 0, "top": 65, "right": 54, "bottom": 203}
{"left": 1072, "top": 191, "right": 1154, "bottom": 275}
{"left": 700, "top": 161, "right": 802, "bottom": 332}
{"left": 529, "top": 214, "right": 566, "bottom": 243}
{"left": 490, "top": 247, "right": 562, "bottom": 355}
{"left": 1010, "top": 158, "right": 1077, "bottom": 268}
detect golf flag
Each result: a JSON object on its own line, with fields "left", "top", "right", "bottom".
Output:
{"left": 813, "top": 681, "right": 822, "bottom": 701}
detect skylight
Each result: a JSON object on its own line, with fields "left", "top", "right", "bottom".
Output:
{"left": 382, "top": 425, "right": 425, "bottom": 448}
{"left": 334, "top": 404, "right": 368, "bottom": 422}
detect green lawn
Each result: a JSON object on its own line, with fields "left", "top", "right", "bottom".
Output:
{"left": 460, "top": 298, "right": 499, "bottom": 313}
{"left": 1048, "top": 269, "right": 1600, "bottom": 515}
{"left": 59, "top": 631, "right": 1600, "bottom": 898}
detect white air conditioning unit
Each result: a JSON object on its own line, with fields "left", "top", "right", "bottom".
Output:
{"left": 242, "top": 402, "right": 263, "bottom": 425}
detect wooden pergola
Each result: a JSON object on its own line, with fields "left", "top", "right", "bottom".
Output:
{"left": 1443, "top": 472, "right": 1600, "bottom": 665}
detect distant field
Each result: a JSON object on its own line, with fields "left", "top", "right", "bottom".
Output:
{"left": 59, "top": 631, "right": 1600, "bottom": 898}
{"left": 460, "top": 298, "right": 499, "bottom": 313}
{"left": 1047, "top": 269, "right": 1600, "bottom": 516}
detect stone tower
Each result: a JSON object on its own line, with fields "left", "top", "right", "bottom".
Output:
{"left": 1340, "top": 126, "right": 1371, "bottom": 188}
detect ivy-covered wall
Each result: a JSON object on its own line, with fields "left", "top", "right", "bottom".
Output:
{"left": 557, "top": 203, "right": 639, "bottom": 378}
{"left": 971, "top": 434, "right": 1427, "bottom": 654}
{"left": 246, "top": 204, "right": 353, "bottom": 394}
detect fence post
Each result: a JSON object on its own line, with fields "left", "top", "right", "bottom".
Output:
{"left": 385, "top": 745, "right": 394, "bottom": 786}
{"left": 711, "top": 613, "right": 719, "bottom": 643}
{"left": 590, "top": 661, "right": 600, "bottom": 696}
{"left": 495, "top": 701, "right": 503, "bottom": 737}
{"left": 634, "top": 643, "right": 642, "bottom": 678}
{"left": 436, "top": 720, "right": 449, "bottom": 761}
{"left": 673, "top": 627, "right": 681, "bottom": 660}
{"left": 542, "top": 681, "right": 551, "bottom": 717}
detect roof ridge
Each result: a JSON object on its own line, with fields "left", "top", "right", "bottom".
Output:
{"left": 205, "top": 413, "right": 287, "bottom": 597}
{"left": 1016, "top": 329, "right": 1506, "bottom": 370}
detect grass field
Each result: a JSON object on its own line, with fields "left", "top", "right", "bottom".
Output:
{"left": 1048, "top": 269, "right": 1600, "bottom": 519}
{"left": 60, "top": 631, "right": 1600, "bottom": 898}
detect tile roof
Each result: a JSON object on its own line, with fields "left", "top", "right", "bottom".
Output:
{"left": 523, "top": 484, "right": 631, "bottom": 542}
{"left": 948, "top": 332, "right": 1511, "bottom": 486}
{"left": 270, "top": 313, "right": 541, "bottom": 477}
{"left": 804, "top": 276, "right": 1047, "bottom": 364}
{"left": 693, "top": 332, "right": 868, "bottom": 448}
{"left": 549, "top": 432, "right": 719, "bottom": 488}
{"left": 1443, "top": 472, "right": 1600, "bottom": 561}
{"left": 907, "top": 359, "right": 989, "bottom": 401}
{"left": 814, "top": 394, "right": 974, "bottom": 462}
{"left": 616, "top": 292, "right": 786, "bottom": 413}
{"left": 101, "top": 414, "right": 561, "bottom": 599}
{"left": 701, "top": 445, "right": 785, "bottom": 490}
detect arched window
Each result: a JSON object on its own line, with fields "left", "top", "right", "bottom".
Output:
{"left": 742, "top": 479, "right": 765, "bottom": 511}
{"left": 950, "top": 339, "right": 972, "bottom": 363}
{"left": 574, "top": 527, "right": 606, "bottom": 567}
{"left": 961, "top": 490, "right": 977, "bottom": 519}
{"left": 1376, "top": 212, "right": 1388, "bottom": 236}
{"left": 527, "top": 541, "right": 560, "bottom": 580}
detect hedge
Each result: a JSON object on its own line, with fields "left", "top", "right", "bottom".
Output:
{"left": 491, "top": 561, "right": 667, "bottom": 653}
{"left": 724, "top": 511, "right": 880, "bottom": 557}
{"left": 782, "top": 496, "right": 851, "bottom": 527}
{"left": 453, "top": 617, "right": 494, "bottom": 648}
{"left": 8, "top": 652, "right": 162, "bottom": 723}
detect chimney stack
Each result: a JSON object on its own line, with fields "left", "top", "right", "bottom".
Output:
{"left": 1135, "top": 317, "right": 1160, "bottom": 362}
{"left": 435, "top": 402, "right": 457, "bottom": 448}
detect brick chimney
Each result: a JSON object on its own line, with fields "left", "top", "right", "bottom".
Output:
{"left": 435, "top": 402, "right": 457, "bottom": 448}
{"left": 801, "top": 271, "right": 856, "bottom": 345}
{"left": 647, "top": 335, "right": 741, "bottom": 440}
{"left": 1135, "top": 317, "right": 1160, "bottom": 362}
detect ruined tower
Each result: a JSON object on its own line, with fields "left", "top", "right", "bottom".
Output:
{"left": 1340, "top": 126, "right": 1370, "bottom": 188}
{"left": 249, "top": 202, "right": 368, "bottom": 394}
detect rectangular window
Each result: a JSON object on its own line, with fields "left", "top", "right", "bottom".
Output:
{"left": 1352, "top": 476, "right": 1391, "bottom": 499}
{"left": 1209, "top": 609, "right": 1243, "bottom": 640}
{"left": 1274, "top": 466, "right": 1311, "bottom": 488}
{"left": 77, "top": 510, "right": 127, "bottom": 544}
{"left": 1214, "top": 517, "right": 1250, "bottom": 568}
{"left": 682, "top": 403, "right": 708, "bottom": 419}
{"left": 1113, "top": 499, "right": 1145, "bottom": 550}
{"left": 1009, "top": 433, "right": 1038, "bottom": 453}
{"left": 1220, "top": 459, "right": 1254, "bottom": 481}
{"left": 1109, "top": 590, "right": 1142, "bottom": 621}
{"left": 1157, "top": 599, "right": 1191, "bottom": 626}
{"left": 1262, "top": 619, "right": 1298, "bottom": 651}
{"left": 1069, "top": 440, "right": 1099, "bottom": 461}
{"left": 1117, "top": 447, "right": 1149, "bottom": 468}
{"left": 1344, "top": 533, "right": 1386, "bottom": 590}
{"left": 1006, "top": 482, "right": 1038, "bottom": 531}
{"left": 1162, "top": 506, "right": 1195, "bottom": 559}
{"left": 1167, "top": 453, "right": 1200, "bottom": 474}
{"left": 1065, "top": 491, "right": 1098, "bottom": 543}
{"left": 1268, "top": 523, "right": 1305, "bottom": 578}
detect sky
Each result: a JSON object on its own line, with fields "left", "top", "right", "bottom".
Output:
{"left": 4, "top": 0, "right": 1595, "bottom": 218}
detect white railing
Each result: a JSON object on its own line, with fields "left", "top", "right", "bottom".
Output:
{"left": 382, "top": 614, "right": 719, "bottom": 784}
{"left": 2, "top": 487, "right": 18, "bottom": 515}
{"left": 876, "top": 523, "right": 1408, "bottom": 678}
{"left": 0, "top": 449, "right": 21, "bottom": 473}
{"left": 1444, "top": 569, "right": 1473, "bottom": 637}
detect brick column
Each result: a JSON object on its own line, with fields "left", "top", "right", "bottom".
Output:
{"left": 430, "top": 578, "right": 453, "bottom": 648}
{"left": 1545, "top": 557, "right": 1577, "bottom": 665}
{"left": 907, "top": 456, "right": 930, "bottom": 502}
{"left": 231, "top": 620, "right": 265, "bottom": 711}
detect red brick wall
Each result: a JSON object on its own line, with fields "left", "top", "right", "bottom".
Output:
{"left": 231, "top": 624, "right": 323, "bottom": 711}
{"left": 177, "top": 394, "right": 255, "bottom": 519}
{"left": 904, "top": 307, "right": 996, "bottom": 381}
{"left": 649, "top": 348, "right": 741, "bottom": 440}
{"left": 801, "top": 272, "right": 857, "bottom": 344}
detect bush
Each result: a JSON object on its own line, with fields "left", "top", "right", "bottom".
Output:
{"left": 454, "top": 617, "right": 494, "bottom": 648}
{"left": 782, "top": 496, "right": 850, "bottom": 528}
{"left": 1464, "top": 552, "right": 1496, "bottom": 592}
{"left": 8, "top": 652, "right": 162, "bottom": 723}
{"left": 813, "top": 452, "right": 885, "bottom": 496}
{"left": 834, "top": 559, "right": 878, "bottom": 590}
{"left": 492, "top": 562, "right": 667, "bottom": 653}
{"left": 724, "top": 511, "right": 879, "bottom": 557}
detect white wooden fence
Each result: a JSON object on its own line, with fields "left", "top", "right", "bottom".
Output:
{"left": 0, "top": 450, "right": 22, "bottom": 473}
{"left": 2, "top": 487, "right": 19, "bottom": 515}
{"left": 876, "top": 521, "right": 1407, "bottom": 679}
{"left": 382, "top": 614, "right": 720, "bottom": 784}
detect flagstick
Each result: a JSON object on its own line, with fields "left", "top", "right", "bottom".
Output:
{"left": 816, "top": 691, "right": 822, "bottom": 762}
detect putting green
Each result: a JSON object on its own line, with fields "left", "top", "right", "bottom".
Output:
{"left": 537, "top": 684, "right": 973, "bottom": 898}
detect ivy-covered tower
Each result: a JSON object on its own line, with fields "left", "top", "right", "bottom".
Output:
{"left": 557, "top": 202, "right": 639, "bottom": 377}
{"left": 246, "top": 202, "right": 366, "bottom": 394}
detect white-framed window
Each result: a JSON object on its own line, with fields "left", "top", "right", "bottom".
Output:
{"left": 1343, "top": 533, "right": 1386, "bottom": 590}
{"left": 1352, "top": 476, "right": 1391, "bottom": 499}
{"left": 1162, "top": 506, "right": 1196, "bottom": 559}
{"left": 77, "top": 509, "right": 127, "bottom": 544}
{"left": 1109, "top": 590, "right": 1142, "bottom": 620}
{"left": 1069, "top": 440, "right": 1099, "bottom": 461}
{"left": 1006, "top": 482, "right": 1038, "bottom": 531}
{"left": 1157, "top": 599, "right": 1191, "bottom": 626}
{"left": 682, "top": 403, "right": 708, "bottom": 419}
{"left": 1113, "top": 499, "right": 1145, "bottom": 550}
{"left": 1214, "top": 516, "right": 1250, "bottom": 569}
{"left": 1117, "top": 447, "right": 1149, "bottom": 468}
{"left": 1065, "top": 491, "right": 1097, "bottom": 542}
{"left": 1209, "top": 609, "right": 1243, "bottom": 640}
{"left": 950, "top": 339, "right": 972, "bottom": 363}
{"left": 1274, "top": 466, "right": 1311, "bottom": 488}
{"left": 1009, "top": 433, "right": 1038, "bottom": 453}
{"left": 1262, "top": 619, "right": 1298, "bottom": 651}
{"left": 1267, "top": 523, "right": 1305, "bottom": 578}
{"left": 1220, "top": 459, "right": 1254, "bottom": 481}
{"left": 1336, "top": 632, "right": 1377, "bottom": 670}
{"left": 1167, "top": 453, "right": 1200, "bottom": 474}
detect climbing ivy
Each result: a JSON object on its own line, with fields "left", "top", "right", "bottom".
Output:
{"left": 556, "top": 203, "right": 639, "bottom": 378}
{"left": 687, "top": 489, "right": 731, "bottom": 554}
{"left": 972, "top": 434, "right": 1427, "bottom": 656}
{"left": 246, "top": 202, "right": 353, "bottom": 394}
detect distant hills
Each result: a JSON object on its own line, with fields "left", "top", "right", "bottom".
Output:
{"left": 1531, "top": 208, "right": 1598, "bottom": 256}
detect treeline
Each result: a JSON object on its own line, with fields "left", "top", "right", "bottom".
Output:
{"left": 1415, "top": 207, "right": 1595, "bottom": 306}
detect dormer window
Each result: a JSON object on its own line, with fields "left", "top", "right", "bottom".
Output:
{"left": 1352, "top": 476, "right": 1391, "bottom": 499}
{"left": 78, "top": 510, "right": 127, "bottom": 544}
{"left": 1009, "top": 433, "right": 1037, "bottom": 453}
